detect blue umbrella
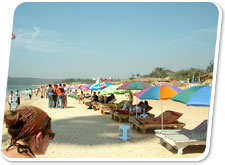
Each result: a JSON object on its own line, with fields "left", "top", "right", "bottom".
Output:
{"left": 135, "top": 85, "right": 182, "bottom": 129}
{"left": 171, "top": 85, "right": 212, "bottom": 107}
{"left": 89, "top": 83, "right": 102, "bottom": 91}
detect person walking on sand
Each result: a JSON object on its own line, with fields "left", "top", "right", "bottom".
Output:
{"left": 47, "top": 84, "right": 54, "bottom": 109}
{"left": 28, "top": 88, "right": 33, "bottom": 100}
{"left": 41, "top": 86, "right": 45, "bottom": 99}
{"left": 46, "top": 85, "right": 49, "bottom": 98}
{"left": 15, "top": 90, "right": 21, "bottom": 106}
{"left": 62, "top": 84, "right": 68, "bottom": 108}
{"left": 2, "top": 106, "right": 55, "bottom": 158}
{"left": 56, "top": 84, "right": 64, "bottom": 109}
{"left": 25, "top": 89, "right": 29, "bottom": 100}
{"left": 8, "top": 91, "right": 18, "bottom": 111}
{"left": 53, "top": 84, "right": 58, "bottom": 108}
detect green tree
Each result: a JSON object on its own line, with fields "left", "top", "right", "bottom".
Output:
{"left": 170, "top": 68, "right": 205, "bottom": 80}
{"left": 148, "top": 67, "right": 173, "bottom": 78}
{"left": 206, "top": 60, "right": 214, "bottom": 73}
{"left": 136, "top": 73, "right": 141, "bottom": 78}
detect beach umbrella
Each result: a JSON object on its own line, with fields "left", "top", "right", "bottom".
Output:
{"left": 89, "top": 83, "right": 103, "bottom": 91}
{"left": 100, "top": 82, "right": 113, "bottom": 89}
{"left": 12, "top": 33, "right": 16, "bottom": 40}
{"left": 80, "top": 84, "right": 93, "bottom": 90}
{"left": 171, "top": 85, "right": 211, "bottom": 107}
{"left": 135, "top": 85, "right": 182, "bottom": 129}
{"left": 99, "top": 84, "right": 129, "bottom": 96}
{"left": 117, "top": 81, "right": 150, "bottom": 90}
{"left": 117, "top": 81, "right": 150, "bottom": 117}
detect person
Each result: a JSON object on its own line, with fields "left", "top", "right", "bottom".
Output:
{"left": 56, "top": 84, "right": 64, "bottom": 109}
{"left": 106, "top": 94, "right": 116, "bottom": 103}
{"left": 87, "top": 91, "right": 99, "bottom": 109}
{"left": 98, "top": 95, "right": 104, "bottom": 103}
{"left": 8, "top": 91, "right": 18, "bottom": 111}
{"left": 25, "top": 89, "right": 29, "bottom": 100}
{"left": 36, "top": 88, "right": 40, "bottom": 96}
{"left": 15, "top": 90, "right": 21, "bottom": 105}
{"left": 47, "top": 84, "right": 54, "bottom": 109}
{"left": 132, "top": 101, "right": 144, "bottom": 113}
{"left": 40, "top": 86, "right": 45, "bottom": 99}
{"left": 78, "top": 91, "right": 85, "bottom": 103}
{"left": 141, "top": 101, "right": 152, "bottom": 113}
{"left": 2, "top": 106, "right": 55, "bottom": 158}
{"left": 46, "top": 85, "right": 49, "bottom": 98}
{"left": 52, "top": 84, "right": 58, "bottom": 108}
{"left": 128, "top": 91, "right": 133, "bottom": 102}
{"left": 62, "top": 84, "right": 67, "bottom": 108}
{"left": 28, "top": 88, "right": 33, "bottom": 100}
{"left": 121, "top": 100, "right": 133, "bottom": 112}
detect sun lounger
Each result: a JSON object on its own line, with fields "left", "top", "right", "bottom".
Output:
{"left": 92, "top": 99, "right": 118, "bottom": 110}
{"left": 112, "top": 106, "right": 155, "bottom": 123}
{"left": 100, "top": 100, "right": 127, "bottom": 115}
{"left": 83, "top": 99, "right": 92, "bottom": 106}
{"left": 112, "top": 110, "right": 136, "bottom": 122}
{"left": 113, "top": 111, "right": 155, "bottom": 123}
{"left": 130, "top": 110, "right": 185, "bottom": 134}
{"left": 154, "top": 120, "right": 207, "bottom": 155}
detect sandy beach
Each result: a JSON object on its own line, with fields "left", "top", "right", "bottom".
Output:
{"left": 1, "top": 93, "right": 209, "bottom": 159}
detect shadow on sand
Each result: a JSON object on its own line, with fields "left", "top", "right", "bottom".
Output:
{"left": 50, "top": 115, "right": 153, "bottom": 146}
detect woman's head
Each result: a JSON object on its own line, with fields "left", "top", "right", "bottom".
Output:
{"left": 111, "top": 94, "right": 115, "bottom": 99}
{"left": 4, "top": 106, "right": 54, "bottom": 155}
{"left": 144, "top": 101, "right": 149, "bottom": 107}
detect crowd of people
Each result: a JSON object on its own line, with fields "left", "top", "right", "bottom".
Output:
{"left": 7, "top": 83, "right": 71, "bottom": 111}
{"left": 39, "top": 83, "right": 69, "bottom": 109}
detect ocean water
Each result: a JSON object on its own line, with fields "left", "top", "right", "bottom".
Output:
{"left": 6, "top": 85, "right": 41, "bottom": 95}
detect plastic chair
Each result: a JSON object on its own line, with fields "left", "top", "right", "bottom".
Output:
{"left": 140, "top": 114, "right": 148, "bottom": 118}
{"left": 117, "top": 125, "right": 131, "bottom": 141}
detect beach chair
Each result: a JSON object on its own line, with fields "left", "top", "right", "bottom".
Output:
{"left": 92, "top": 99, "right": 118, "bottom": 110}
{"left": 154, "top": 120, "right": 207, "bottom": 155}
{"left": 112, "top": 110, "right": 135, "bottom": 123}
{"left": 112, "top": 106, "right": 155, "bottom": 123}
{"left": 83, "top": 99, "right": 92, "bottom": 106}
{"left": 100, "top": 100, "right": 127, "bottom": 115}
{"left": 130, "top": 110, "right": 185, "bottom": 134}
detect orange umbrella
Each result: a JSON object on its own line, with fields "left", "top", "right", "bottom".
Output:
{"left": 135, "top": 85, "right": 182, "bottom": 129}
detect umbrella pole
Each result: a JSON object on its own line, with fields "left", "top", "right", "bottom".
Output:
{"left": 136, "top": 90, "right": 138, "bottom": 117}
{"left": 161, "top": 100, "right": 164, "bottom": 130}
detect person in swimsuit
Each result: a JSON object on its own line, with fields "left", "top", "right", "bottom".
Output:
{"left": 2, "top": 106, "right": 55, "bottom": 158}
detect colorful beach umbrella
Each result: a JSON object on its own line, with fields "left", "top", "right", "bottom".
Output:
{"left": 171, "top": 85, "right": 212, "bottom": 107}
{"left": 89, "top": 83, "right": 102, "bottom": 91}
{"left": 100, "top": 82, "right": 112, "bottom": 89}
{"left": 80, "top": 84, "right": 93, "bottom": 90}
{"left": 117, "top": 81, "right": 150, "bottom": 117}
{"left": 117, "top": 81, "right": 150, "bottom": 90}
{"left": 135, "top": 85, "right": 182, "bottom": 100}
{"left": 12, "top": 33, "right": 16, "bottom": 40}
{"left": 99, "top": 84, "right": 129, "bottom": 96}
{"left": 135, "top": 85, "right": 182, "bottom": 129}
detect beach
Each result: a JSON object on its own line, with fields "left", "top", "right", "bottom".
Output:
{"left": 1, "top": 93, "right": 209, "bottom": 159}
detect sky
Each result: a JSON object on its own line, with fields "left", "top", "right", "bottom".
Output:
{"left": 8, "top": 2, "right": 219, "bottom": 79}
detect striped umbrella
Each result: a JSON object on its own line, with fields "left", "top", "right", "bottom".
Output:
{"left": 171, "top": 85, "right": 211, "bottom": 107}
{"left": 135, "top": 85, "right": 182, "bottom": 129}
{"left": 117, "top": 81, "right": 150, "bottom": 90}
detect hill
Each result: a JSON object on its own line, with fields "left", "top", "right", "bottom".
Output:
{"left": 7, "top": 77, "right": 59, "bottom": 85}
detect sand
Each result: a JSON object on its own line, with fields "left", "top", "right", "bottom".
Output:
{"left": 1, "top": 93, "right": 209, "bottom": 159}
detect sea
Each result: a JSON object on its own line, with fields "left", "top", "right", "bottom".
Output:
{"left": 6, "top": 85, "right": 41, "bottom": 95}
